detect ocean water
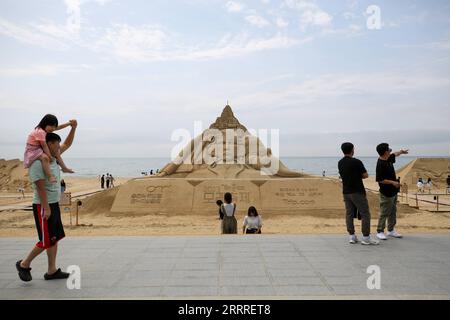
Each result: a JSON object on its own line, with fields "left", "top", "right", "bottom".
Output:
{"left": 63, "top": 156, "right": 420, "bottom": 178}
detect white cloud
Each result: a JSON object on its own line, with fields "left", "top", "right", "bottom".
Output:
{"left": 299, "top": 8, "right": 332, "bottom": 28}
{"left": 233, "top": 72, "right": 450, "bottom": 111}
{"left": 0, "top": 64, "right": 91, "bottom": 77}
{"left": 94, "top": 24, "right": 169, "bottom": 61}
{"left": 245, "top": 15, "right": 271, "bottom": 28}
{"left": 275, "top": 17, "right": 289, "bottom": 28}
{"left": 0, "top": 18, "right": 70, "bottom": 50}
{"left": 181, "top": 33, "right": 306, "bottom": 61}
{"left": 225, "top": 1, "right": 244, "bottom": 13}
{"left": 64, "top": 0, "right": 81, "bottom": 33}
{"left": 94, "top": 22, "right": 304, "bottom": 62}
{"left": 321, "top": 24, "right": 363, "bottom": 38}
{"left": 90, "top": 0, "right": 113, "bottom": 5}
{"left": 385, "top": 40, "right": 450, "bottom": 50}
{"left": 284, "top": 0, "right": 333, "bottom": 29}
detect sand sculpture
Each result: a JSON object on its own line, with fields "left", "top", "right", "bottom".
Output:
{"left": 111, "top": 105, "right": 345, "bottom": 215}
{"left": 157, "top": 105, "right": 303, "bottom": 179}
{"left": 0, "top": 159, "right": 30, "bottom": 192}
{"left": 397, "top": 158, "right": 450, "bottom": 189}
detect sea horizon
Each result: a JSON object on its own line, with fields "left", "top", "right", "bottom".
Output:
{"left": 31, "top": 155, "right": 447, "bottom": 178}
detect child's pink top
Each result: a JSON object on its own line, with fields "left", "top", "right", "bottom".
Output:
{"left": 27, "top": 128, "right": 47, "bottom": 146}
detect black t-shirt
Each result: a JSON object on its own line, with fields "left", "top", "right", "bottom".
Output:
{"left": 338, "top": 156, "right": 367, "bottom": 194}
{"left": 376, "top": 154, "right": 399, "bottom": 197}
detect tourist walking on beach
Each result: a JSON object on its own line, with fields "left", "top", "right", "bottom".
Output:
{"left": 60, "top": 179, "right": 66, "bottom": 193}
{"left": 338, "top": 142, "right": 379, "bottom": 245}
{"left": 110, "top": 174, "right": 115, "bottom": 188}
{"left": 220, "top": 192, "right": 237, "bottom": 234}
{"left": 417, "top": 178, "right": 424, "bottom": 193}
{"left": 106, "top": 173, "right": 110, "bottom": 189}
{"left": 242, "top": 206, "right": 262, "bottom": 234}
{"left": 426, "top": 178, "right": 433, "bottom": 194}
{"left": 100, "top": 174, "right": 105, "bottom": 189}
{"left": 375, "top": 143, "right": 408, "bottom": 240}
{"left": 16, "top": 120, "right": 78, "bottom": 282}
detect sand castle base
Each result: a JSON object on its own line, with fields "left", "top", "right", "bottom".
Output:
{"left": 111, "top": 177, "right": 344, "bottom": 215}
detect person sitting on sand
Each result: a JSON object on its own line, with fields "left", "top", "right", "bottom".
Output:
{"left": 24, "top": 114, "right": 75, "bottom": 183}
{"left": 220, "top": 192, "right": 237, "bottom": 234}
{"left": 242, "top": 206, "right": 262, "bottom": 234}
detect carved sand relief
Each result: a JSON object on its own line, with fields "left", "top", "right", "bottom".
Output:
{"left": 130, "top": 185, "right": 171, "bottom": 205}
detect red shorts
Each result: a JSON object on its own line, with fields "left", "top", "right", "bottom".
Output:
{"left": 32, "top": 203, "right": 65, "bottom": 249}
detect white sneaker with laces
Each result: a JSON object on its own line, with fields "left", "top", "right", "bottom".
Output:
{"left": 361, "top": 236, "right": 379, "bottom": 245}
{"left": 387, "top": 230, "right": 403, "bottom": 238}
{"left": 349, "top": 235, "right": 358, "bottom": 244}
{"left": 376, "top": 232, "right": 387, "bottom": 240}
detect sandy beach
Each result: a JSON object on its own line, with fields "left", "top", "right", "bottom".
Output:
{"left": 1, "top": 155, "right": 450, "bottom": 238}
{"left": 1, "top": 175, "right": 449, "bottom": 237}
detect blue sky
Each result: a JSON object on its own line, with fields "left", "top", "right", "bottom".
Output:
{"left": 1, "top": 0, "right": 450, "bottom": 158}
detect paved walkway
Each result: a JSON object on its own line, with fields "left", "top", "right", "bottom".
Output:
{"left": 1, "top": 235, "right": 449, "bottom": 299}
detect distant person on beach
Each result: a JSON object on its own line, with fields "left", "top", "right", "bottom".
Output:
{"left": 24, "top": 114, "right": 75, "bottom": 183}
{"left": 18, "top": 187, "right": 25, "bottom": 199}
{"left": 417, "top": 178, "right": 424, "bottom": 193}
{"left": 100, "top": 174, "right": 105, "bottom": 189}
{"left": 16, "top": 120, "right": 77, "bottom": 282}
{"left": 216, "top": 200, "right": 224, "bottom": 220}
{"left": 220, "top": 192, "right": 237, "bottom": 234}
{"left": 426, "top": 178, "right": 433, "bottom": 194}
{"left": 110, "top": 175, "right": 115, "bottom": 188}
{"left": 322, "top": 170, "right": 326, "bottom": 177}
{"left": 150, "top": 170, "right": 154, "bottom": 175}
{"left": 338, "top": 142, "right": 378, "bottom": 245}
{"left": 106, "top": 173, "right": 110, "bottom": 188}
{"left": 242, "top": 206, "right": 262, "bottom": 234}
{"left": 447, "top": 175, "right": 450, "bottom": 193}
{"left": 375, "top": 143, "right": 408, "bottom": 240}
{"left": 60, "top": 179, "right": 66, "bottom": 193}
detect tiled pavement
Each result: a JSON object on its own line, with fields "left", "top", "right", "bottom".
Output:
{"left": 1, "top": 235, "right": 449, "bottom": 299}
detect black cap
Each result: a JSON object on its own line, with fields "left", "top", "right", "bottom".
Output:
{"left": 376, "top": 143, "right": 391, "bottom": 156}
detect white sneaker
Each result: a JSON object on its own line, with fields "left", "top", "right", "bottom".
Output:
{"left": 349, "top": 235, "right": 358, "bottom": 244}
{"left": 376, "top": 232, "right": 387, "bottom": 240}
{"left": 387, "top": 230, "right": 403, "bottom": 238}
{"left": 361, "top": 236, "right": 379, "bottom": 245}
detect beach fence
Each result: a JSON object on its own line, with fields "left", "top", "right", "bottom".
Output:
{"left": 403, "top": 191, "right": 450, "bottom": 212}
